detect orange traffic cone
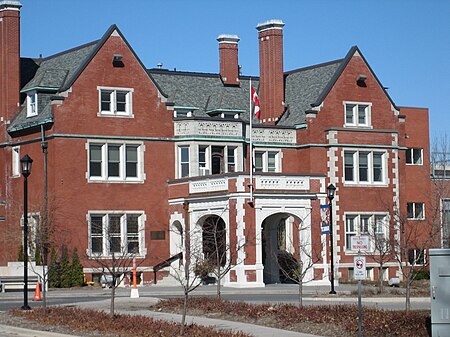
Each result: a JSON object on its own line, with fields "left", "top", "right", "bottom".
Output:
{"left": 33, "top": 282, "right": 42, "bottom": 301}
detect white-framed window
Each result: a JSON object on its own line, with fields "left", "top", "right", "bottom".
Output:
{"left": 344, "top": 102, "right": 371, "bottom": 127}
{"left": 254, "top": 150, "right": 281, "bottom": 173}
{"left": 406, "top": 148, "right": 423, "bottom": 165}
{"left": 178, "top": 146, "right": 190, "bottom": 178}
{"left": 345, "top": 213, "right": 388, "bottom": 252}
{"left": 12, "top": 146, "right": 20, "bottom": 177}
{"left": 407, "top": 202, "right": 425, "bottom": 220}
{"left": 408, "top": 248, "right": 425, "bottom": 265}
{"left": 197, "top": 145, "right": 237, "bottom": 176}
{"left": 98, "top": 87, "right": 133, "bottom": 117}
{"left": 26, "top": 92, "right": 38, "bottom": 117}
{"left": 227, "top": 147, "right": 236, "bottom": 172}
{"left": 87, "top": 141, "right": 144, "bottom": 182}
{"left": 88, "top": 211, "right": 145, "bottom": 257}
{"left": 344, "top": 150, "right": 386, "bottom": 184}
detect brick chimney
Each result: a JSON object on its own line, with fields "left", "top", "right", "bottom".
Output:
{"left": 217, "top": 34, "right": 240, "bottom": 86}
{"left": 256, "top": 19, "right": 285, "bottom": 123}
{"left": 0, "top": 0, "right": 21, "bottom": 130}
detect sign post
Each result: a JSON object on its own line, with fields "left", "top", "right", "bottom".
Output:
{"left": 352, "top": 235, "right": 368, "bottom": 337}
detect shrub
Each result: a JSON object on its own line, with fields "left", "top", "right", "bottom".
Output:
{"left": 412, "top": 269, "right": 430, "bottom": 280}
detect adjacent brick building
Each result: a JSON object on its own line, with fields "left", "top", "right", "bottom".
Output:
{"left": 0, "top": 1, "right": 435, "bottom": 287}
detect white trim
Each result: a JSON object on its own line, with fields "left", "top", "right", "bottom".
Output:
{"left": 12, "top": 145, "right": 20, "bottom": 178}
{"left": 26, "top": 91, "right": 38, "bottom": 118}
{"left": 343, "top": 149, "right": 388, "bottom": 186}
{"left": 86, "top": 140, "right": 145, "bottom": 183}
{"left": 343, "top": 101, "right": 372, "bottom": 128}
{"left": 87, "top": 210, "right": 146, "bottom": 258}
{"left": 97, "top": 86, "right": 134, "bottom": 117}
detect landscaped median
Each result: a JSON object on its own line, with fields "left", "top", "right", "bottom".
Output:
{"left": 7, "top": 297, "right": 430, "bottom": 337}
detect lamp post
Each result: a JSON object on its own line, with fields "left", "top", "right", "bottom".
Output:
{"left": 327, "top": 183, "right": 337, "bottom": 295}
{"left": 20, "top": 154, "right": 33, "bottom": 310}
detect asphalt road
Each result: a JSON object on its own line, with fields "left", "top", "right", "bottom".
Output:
{"left": 0, "top": 284, "right": 431, "bottom": 312}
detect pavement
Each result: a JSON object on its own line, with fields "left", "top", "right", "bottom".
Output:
{"left": 0, "top": 283, "right": 431, "bottom": 337}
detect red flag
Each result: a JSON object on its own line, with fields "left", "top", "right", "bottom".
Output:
{"left": 251, "top": 87, "right": 261, "bottom": 120}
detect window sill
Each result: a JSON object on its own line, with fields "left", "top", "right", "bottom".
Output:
{"left": 97, "top": 112, "right": 134, "bottom": 118}
{"left": 87, "top": 254, "right": 146, "bottom": 259}
{"left": 88, "top": 178, "right": 145, "bottom": 184}
{"left": 343, "top": 182, "right": 388, "bottom": 187}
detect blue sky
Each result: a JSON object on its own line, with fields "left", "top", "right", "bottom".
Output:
{"left": 19, "top": 0, "right": 450, "bottom": 140}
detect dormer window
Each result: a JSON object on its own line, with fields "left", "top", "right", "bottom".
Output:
{"left": 344, "top": 102, "right": 371, "bottom": 127}
{"left": 98, "top": 87, "right": 133, "bottom": 117}
{"left": 26, "top": 92, "right": 38, "bottom": 117}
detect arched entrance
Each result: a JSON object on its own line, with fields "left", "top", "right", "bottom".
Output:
{"left": 200, "top": 215, "right": 226, "bottom": 267}
{"left": 261, "top": 213, "right": 300, "bottom": 284}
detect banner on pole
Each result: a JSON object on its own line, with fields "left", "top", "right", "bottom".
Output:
{"left": 320, "top": 204, "right": 330, "bottom": 234}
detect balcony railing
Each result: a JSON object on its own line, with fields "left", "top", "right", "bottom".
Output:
{"left": 189, "top": 177, "right": 228, "bottom": 194}
{"left": 256, "top": 176, "right": 310, "bottom": 190}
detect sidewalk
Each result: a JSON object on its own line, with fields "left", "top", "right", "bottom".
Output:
{"left": 0, "top": 324, "right": 80, "bottom": 337}
{"left": 73, "top": 296, "right": 323, "bottom": 337}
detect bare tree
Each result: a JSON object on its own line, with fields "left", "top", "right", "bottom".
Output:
{"left": 86, "top": 213, "right": 143, "bottom": 316}
{"left": 272, "top": 215, "right": 321, "bottom": 306}
{"left": 200, "top": 214, "right": 248, "bottom": 299}
{"left": 431, "top": 133, "right": 450, "bottom": 248}
{"left": 365, "top": 216, "right": 394, "bottom": 294}
{"left": 391, "top": 206, "right": 439, "bottom": 311}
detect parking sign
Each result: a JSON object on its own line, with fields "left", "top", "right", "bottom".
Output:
{"left": 354, "top": 256, "right": 366, "bottom": 280}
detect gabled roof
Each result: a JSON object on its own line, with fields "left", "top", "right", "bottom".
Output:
{"left": 311, "top": 46, "right": 398, "bottom": 111}
{"left": 11, "top": 24, "right": 165, "bottom": 134}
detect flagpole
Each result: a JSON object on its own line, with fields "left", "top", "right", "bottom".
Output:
{"left": 249, "top": 78, "right": 253, "bottom": 204}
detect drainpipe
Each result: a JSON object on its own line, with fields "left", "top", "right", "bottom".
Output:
{"left": 40, "top": 125, "right": 48, "bottom": 264}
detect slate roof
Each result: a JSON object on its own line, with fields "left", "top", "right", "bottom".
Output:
{"left": 10, "top": 24, "right": 395, "bottom": 133}
{"left": 148, "top": 59, "right": 344, "bottom": 127}
{"left": 148, "top": 70, "right": 259, "bottom": 122}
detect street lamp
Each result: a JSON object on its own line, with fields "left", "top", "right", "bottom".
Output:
{"left": 327, "top": 183, "right": 336, "bottom": 295}
{"left": 20, "top": 154, "right": 33, "bottom": 310}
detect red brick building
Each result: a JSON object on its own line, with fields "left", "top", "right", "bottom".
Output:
{"left": 0, "top": 2, "right": 434, "bottom": 287}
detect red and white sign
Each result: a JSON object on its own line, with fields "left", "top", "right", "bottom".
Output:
{"left": 354, "top": 256, "right": 366, "bottom": 280}
{"left": 351, "top": 235, "right": 369, "bottom": 252}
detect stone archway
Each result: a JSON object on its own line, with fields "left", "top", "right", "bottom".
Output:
{"left": 199, "top": 215, "right": 226, "bottom": 267}
{"left": 261, "top": 213, "right": 299, "bottom": 284}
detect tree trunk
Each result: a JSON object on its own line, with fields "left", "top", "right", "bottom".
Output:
{"left": 110, "top": 281, "right": 116, "bottom": 316}
{"left": 298, "top": 281, "right": 303, "bottom": 307}
{"left": 378, "top": 264, "right": 384, "bottom": 294}
{"left": 217, "top": 268, "right": 221, "bottom": 300}
{"left": 180, "top": 291, "right": 188, "bottom": 335}
{"left": 405, "top": 277, "right": 412, "bottom": 312}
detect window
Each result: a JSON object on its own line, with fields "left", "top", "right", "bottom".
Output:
{"left": 88, "top": 142, "right": 143, "bottom": 182}
{"left": 227, "top": 147, "right": 236, "bottom": 172}
{"left": 26, "top": 92, "right": 38, "bottom": 117}
{"left": 179, "top": 146, "right": 190, "bottom": 178}
{"left": 408, "top": 248, "right": 425, "bottom": 265}
{"left": 407, "top": 202, "right": 425, "bottom": 220}
{"left": 254, "top": 150, "right": 281, "bottom": 173}
{"left": 345, "top": 213, "right": 388, "bottom": 251}
{"left": 98, "top": 87, "right": 133, "bottom": 116}
{"left": 88, "top": 212, "right": 145, "bottom": 257}
{"left": 344, "top": 150, "right": 386, "bottom": 184}
{"left": 406, "top": 148, "right": 423, "bottom": 165}
{"left": 344, "top": 102, "right": 371, "bottom": 127}
{"left": 199, "top": 146, "right": 209, "bottom": 175}
{"left": 12, "top": 146, "right": 20, "bottom": 177}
